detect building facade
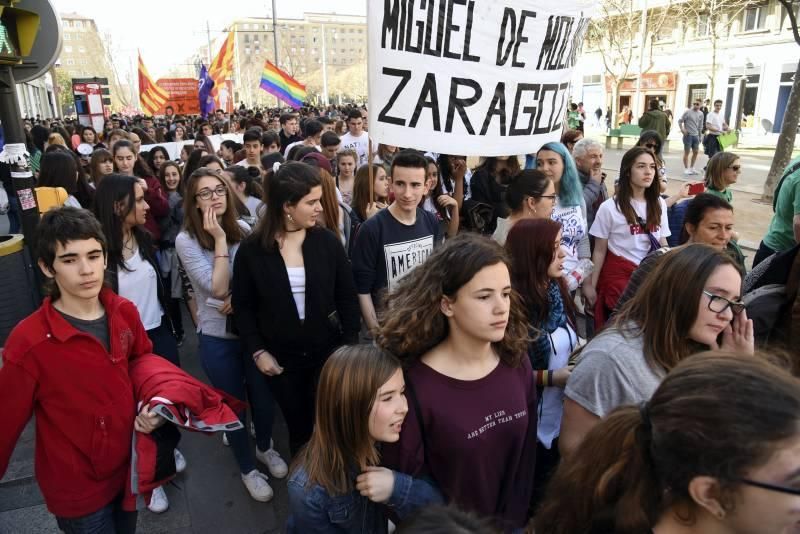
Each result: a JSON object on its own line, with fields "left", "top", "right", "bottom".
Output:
{"left": 572, "top": 0, "right": 798, "bottom": 133}
{"left": 57, "top": 13, "right": 124, "bottom": 111}
{"left": 220, "top": 12, "right": 367, "bottom": 106}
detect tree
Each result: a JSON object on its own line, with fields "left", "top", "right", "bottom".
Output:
{"left": 676, "top": 0, "right": 760, "bottom": 99}
{"left": 762, "top": 0, "right": 800, "bottom": 201}
{"left": 53, "top": 67, "right": 73, "bottom": 116}
{"left": 584, "top": 0, "right": 672, "bottom": 128}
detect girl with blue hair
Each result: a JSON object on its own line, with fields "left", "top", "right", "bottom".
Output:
{"left": 529, "top": 143, "right": 593, "bottom": 292}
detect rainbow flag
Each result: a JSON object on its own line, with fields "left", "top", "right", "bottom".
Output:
{"left": 259, "top": 61, "right": 306, "bottom": 109}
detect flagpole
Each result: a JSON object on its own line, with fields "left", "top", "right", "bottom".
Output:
{"left": 272, "top": 0, "right": 279, "bottom": 67}
{"left": 321, "top": 23, "right": 329, "bottom": 107}
{"left": 206, "top": 21, "right": 213, "bottom": 66}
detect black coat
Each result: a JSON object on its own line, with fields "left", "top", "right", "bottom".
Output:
{"left": 232, "top": 227, "right": 360, "bottom": 369}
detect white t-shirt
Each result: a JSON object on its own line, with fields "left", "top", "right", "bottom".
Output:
{"left": 339, "top": 131, "right": 371, "bottom": 166}
{"left": 287, "top": 266, "right": 306, "bottom": 321}
{"left": 706, "top": 111, "right": 725, "bottom": 135}
{"left": 283, "top": 140, "right": 320, "bottom": 158}
{"left": 118, "top": 248, "right": 164, "bottom": 331}
{"left": 538, "top": 323, "right": 578, "bottom": 449}
{"left": 590, "top": 197, "right": 671, "bottom": 265}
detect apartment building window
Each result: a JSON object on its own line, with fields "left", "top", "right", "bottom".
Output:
{"left": 64, "top": 45, "right": 73, "bottom": 53}
{"left": 66, "top": 59, "right": 75, "bottom": 65}
{"left": 743, "top": 4, "right": 767, "bottom": 31}
{"left": 244, "top": 23, "right": 250, "bottom": 30}
{"left": 74, "top": 20, "right": 83, "bottom": 29}
{"left": 245, "top": 47, "right": 251, "bottom": 55}
{"left": 79, "top": 46, "right": 86, "bottom": 53}
{"left": 244, "top": 34, "right": 249, "bottom": 43}
{"left": 696, "top": 14, "right": 710, "bottom": 37}
{"left": 64, "top": 33, "right": 71, "bottom": 40}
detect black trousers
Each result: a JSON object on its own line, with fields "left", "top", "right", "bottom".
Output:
{"left": 266, "top": 360, "right": 323, "bottom": 456}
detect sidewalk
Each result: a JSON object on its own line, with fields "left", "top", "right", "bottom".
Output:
{"left": 0, "top": 322, "right": 292, "bottom": 534}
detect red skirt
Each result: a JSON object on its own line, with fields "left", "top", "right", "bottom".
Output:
{"left": 594, "top": 250, "right": 638, "bottom": 330}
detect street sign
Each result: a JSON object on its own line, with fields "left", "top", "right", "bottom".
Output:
{"left": 11, "top": 0, "right": 61, "bottom": 83}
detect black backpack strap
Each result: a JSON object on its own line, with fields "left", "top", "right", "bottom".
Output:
{"left": 773, "top": 160, "right": 800, "bottom": 212}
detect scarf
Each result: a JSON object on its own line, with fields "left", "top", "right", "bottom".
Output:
{"left": 529, "top": 280, "right": 568, "bottom": 370}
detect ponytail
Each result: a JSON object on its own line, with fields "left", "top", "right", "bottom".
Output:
{"left": 534, "top": 406, "right": 661, "bottom": 534}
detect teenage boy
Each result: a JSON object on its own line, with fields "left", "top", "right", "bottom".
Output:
{"left": 340, "top": 108, "right": 371, "bottom": 166}
{"left": 283, "top": 120, "right": 324, "bottom": 158}
{"left": 351, "top": 150, "right": 443, "bottom": 331}
{"left": 278, "top": 112, "right": 301, "bottom": 149}
{"left": 237, "top": 128, "right": 264, "bottom": 170}
{"left": 679, "top": 100, "right": 705, "bottom": 174}
{"left": 320, "top": 131, "right": 341, "bottom": 176}
{"left": 0, "top": 207, "right": 165, "bottom": 534}
{"left": 704, "top": 99, "right": 730, "bottom": 158}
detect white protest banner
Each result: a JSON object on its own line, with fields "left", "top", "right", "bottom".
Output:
{"left": 368, "top": 1, "right": 595, "bottom": 157}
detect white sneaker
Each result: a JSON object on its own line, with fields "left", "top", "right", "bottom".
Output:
{"left": 256, "top": 447, "right": 288, "bottom": 479}
{"left": 148, "top": 486, "right": 169, "bottom": 513}
{"left": 683, "top": 168, "right": 693, "bottom": 175}
{"left": 241, "top": 469, "right": 273, "bottom": 502}
{"left": 690, "top": 168, "right": 700, "bottom": 175}
{"left": 222, "top": 432, "right": 229, "bottom": 446}
{"left": 174, "top": 449, "right": 187, "bottom": 474}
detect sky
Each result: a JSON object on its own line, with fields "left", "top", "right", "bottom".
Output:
{"left": 53, "top": 0, "right": 366, "bottom": 80}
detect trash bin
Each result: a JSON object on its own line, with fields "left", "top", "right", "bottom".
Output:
{"left": 0, "top": 234, "right": 39, "bottom": 346}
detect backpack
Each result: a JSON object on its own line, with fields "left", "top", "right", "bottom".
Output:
{"left": 34, "top": 186, "right": 68, "bottom": 214}
{"left": 742, "top": 244, "right": 800, "bottom": 352}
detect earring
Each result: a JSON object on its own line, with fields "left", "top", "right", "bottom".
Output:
{"left": 286, "top": 213, "right": 294, "bottom": 222}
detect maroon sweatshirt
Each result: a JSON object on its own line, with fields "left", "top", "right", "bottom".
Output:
{"left": 382, "top": 357, "right": 537, "bottom": 530}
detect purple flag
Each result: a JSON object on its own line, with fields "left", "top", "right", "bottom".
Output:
{"left": 198, "top": 64, "right": 215, "bottom": 119}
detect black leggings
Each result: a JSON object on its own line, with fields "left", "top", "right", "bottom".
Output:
{"left": 266, "top": 362, "right": 323, "bottom": 456}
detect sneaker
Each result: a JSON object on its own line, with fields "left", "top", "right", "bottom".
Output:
{"left": 148, "top": 486, "right": 169, "bottom": 513}
{"left": 690, "top": 168, "right": 700, "bottom": 175}
{"left": 256, "top": 447, "right": 288, "bottom": 479}
{"left": 174, "top": 449, "right": 187, "bottom": 474}
{"left": 241, "top": 469, "right": 273, "bottom": 502}
{"left": 222, "top": 432, "right": 229, "bottom": 447}
{"left": 683, "top": 168, "right": 692, "bottom": 175}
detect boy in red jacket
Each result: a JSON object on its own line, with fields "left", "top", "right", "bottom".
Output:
{"left": 0, "top": 207, "right": 164, "bottom": 533}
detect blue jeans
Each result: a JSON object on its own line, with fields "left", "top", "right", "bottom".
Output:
{"left": 7, "top": 195, "right": 20, "bottom": 234}
{"left": 55, "top": 494, "right": 137, "bottom": 534}
{"left": 198, "top": 334, "right": 276, "bottom": 472}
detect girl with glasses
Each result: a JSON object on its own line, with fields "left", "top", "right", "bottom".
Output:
{"left": 705, "top": 152, "right": 742, "bottom": 204}
{"left": 176, "top": 167, "right": 287, "bottom": 503}
{"left": 559, "top": 244, "right": 753, "bottom": 459}
{"left": 537, "top": 352, "right": 800, "bottom": 534}
{"left": 492, "top": 169, "right": 556, "bottom": 245}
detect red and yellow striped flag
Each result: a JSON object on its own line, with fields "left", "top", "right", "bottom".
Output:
{"left": 138, "top": 51, "right": 169, "bottom": 115}
{"left": 208, "top": 31, "right": 234, "bottom": 103}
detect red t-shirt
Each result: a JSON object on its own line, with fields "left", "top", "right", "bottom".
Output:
{"left": 382, "top": 357, "right": 537, "bottom": 530}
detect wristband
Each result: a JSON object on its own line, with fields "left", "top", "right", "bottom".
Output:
{"left": 215, "top": 254, "right": 230, "bottom": 259}
{"left": 253, "top": 350, "right": 266, "bottom": 363}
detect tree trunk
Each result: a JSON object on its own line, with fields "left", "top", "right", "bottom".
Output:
{"left": 709, "top": 34, "right": 718, "bottom": 99}
{"left": 612, "top": 82, "right": 623, "bottom": 128}
{"left": 762, "top": 57, "right": 800, "bottom": 201}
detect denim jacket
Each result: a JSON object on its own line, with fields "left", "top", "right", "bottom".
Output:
{"left": 286, "top": 466, "right": 443, "bottom": 533}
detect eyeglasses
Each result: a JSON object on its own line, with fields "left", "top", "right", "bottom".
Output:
{"left": 644, "top": 143, "right": 658, "bottom": 150}
{"left": 729, "top": 165, "right": 741, "bottom": 171}
{"left": 703, "top": 290, "right": 746, "bottom": 315}
{"left": 693, "top": 103, "right": 701, "bottom": 106}
{"left": 195, "top": 185, "right": 227, "bottom": 200}
{"left": 737, "top": 478, "right": 800, "bottom": 497}
{"left": 538, "top": 194, "right": 558, "bottom": 201}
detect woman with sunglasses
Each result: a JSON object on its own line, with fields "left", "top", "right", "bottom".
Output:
{"left": 705, "top": 152, "right": 741, "bottom": 204}
{"left": 559, "top": 244, "right": 753, "bottom": 459}
{"left": 176, "top": 167, "right": 287, "bottom": 503}
{"left": 537, "top": 351, "right": 800, "bottom": 534}
{"left": 636, "top": 130, "right": 667, "bottom": 179}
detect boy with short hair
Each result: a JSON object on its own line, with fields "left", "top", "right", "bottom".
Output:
{"left": 351, "top": 150, "right": 443, "bottom": 331}
{"left": 0, "top": 207, "right": 164, "bottom": 534}
{"left": 238, "top": 128, "right": 264, "bottom": 169}
{"left": 339, "top": 108, "right": 372, "bottom": 166}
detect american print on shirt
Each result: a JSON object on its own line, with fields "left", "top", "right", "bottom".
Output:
{"left": 383, "top": 236, "right": 434, "bottom": 292}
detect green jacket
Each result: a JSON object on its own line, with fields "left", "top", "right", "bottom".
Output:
{"left": 638, "top": 110, "right": 671, "bottom": 140}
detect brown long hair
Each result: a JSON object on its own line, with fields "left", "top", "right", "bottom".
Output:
{"left": 377, "top": 233, "right": 529, "bottom": 365}
{"left": 612, "top": 244, "right": 740, "bottom": 373}
{"left": 705, "top": 152, "right": 739, "bottom": 192}
{"left": 506, "top": 218, "right": 575, "bottom": 327}
{"left": 533, "top": 352, "right": 800, "bottom": 534}
{"left": 615, "top": 146, "right": 662, "bottom": 229}
{"left": 317, "top": 168, "right": 342, "bottom": 240}
{"left": 293, "top": 345, "right": 401, "bottom": 495}
{"left": 351, "top": 163, "right": 386, "bottom": 220}
{"left": 182, "top": 167, "right": 245, "bottom": 250}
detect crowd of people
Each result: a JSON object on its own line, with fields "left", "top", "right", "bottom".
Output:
{"left": 0, "top": 100, "right": 799, "bottom": 534}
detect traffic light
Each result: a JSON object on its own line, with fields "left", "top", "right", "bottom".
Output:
{"left": 0, "top": 1, "right": 39, "bottom": 65}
